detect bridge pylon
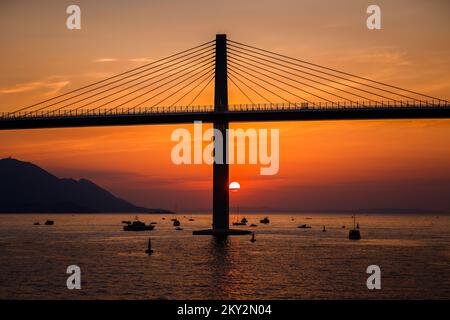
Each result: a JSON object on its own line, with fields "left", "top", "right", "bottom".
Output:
{"left": 193, "top": 34, "right": 251, "bottom": 236}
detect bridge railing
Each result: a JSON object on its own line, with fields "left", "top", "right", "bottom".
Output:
{"left": 0, "top": 104, "right": 215, "bottom": 119}
{"left": 0, "top": 100, "right": 449, "bottom": 120}
{"left": 228, "top": 100, "right": 450, "bottom": 112}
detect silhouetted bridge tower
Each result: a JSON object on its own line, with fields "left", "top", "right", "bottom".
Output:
{"left": 210, "top": 34, "right": 233, "bottom": 235}
{"left": 1, "top": 34, "right": 449, "bottom": 236}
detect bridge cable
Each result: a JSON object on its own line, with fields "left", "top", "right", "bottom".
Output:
{"left": 227, "top": 71, "right": 273, "bottom": 104}
{"left": 187, "top": 75, "right": 215, "bottom": 107}
{"left": 39, "top": 51, "right": 215, "bottom": 116}
{"left": 228, "top": 50, "right": 381, "bottom": 106}
{"left": 228, "top": 40, "right": 443, "bottom": 103}
{"left": 228, "top": 43, "right": 420, "bottom": 105}
{"left": 170, "top": 72, "right": 215, "bottom": 107}
{"left": 228, "top": 45, "right": 403, "bottom": 105}
{"left": 229, "top": 56, "right": 358, "bottom": 106}
{"left": 232, "top": 65, "right": 318, "bottom": 104}
{"left": 148, "top": 69, "right": 215, "bottom": 109}
{"left": 110, "top": 63, "right": 215, "bottom": 113}
{"left": 47, "top": 55, "right": 215, "bottom": 116}
{"left": 12, "top": 40, "right": 215, "bottom": 114}
{"left": 228, "top": 66, "right": 297, "bottom": 105}
{"left": 227, "top": 75, "right": 255, "bottom": 105}
{"left": 84, "top": 60, "right": 215, "bottom": 114}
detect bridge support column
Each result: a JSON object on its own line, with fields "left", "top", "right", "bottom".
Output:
{"left": 212, "top": 34, "right": 229, "bottom": 231}
{"left": 193, "top": 34, "right": 250, "bottom": 236}
{"left": 212, "top": 119, "right": 229, "bottom": 230}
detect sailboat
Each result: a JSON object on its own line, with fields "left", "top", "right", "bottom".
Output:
{"left": 145, "top": 238, "right": 154, "bottom": 255}
{"left": 348, "top": 216, "right": 361, "bottom": 240}
{"left": 232, "top": 216, "right": 247, "bottom": 226}
{"left": 232, "top": 203, "right": 247, "bottom": 226}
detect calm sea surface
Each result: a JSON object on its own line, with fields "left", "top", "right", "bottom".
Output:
{"left": 0, "top": 213, "right": 449, "bottom": 299}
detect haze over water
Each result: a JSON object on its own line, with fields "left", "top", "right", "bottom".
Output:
{"left": 0, "top": 213, "right": 449, "bottom": 299}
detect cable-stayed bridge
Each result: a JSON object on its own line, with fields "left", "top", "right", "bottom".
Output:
{"left": 1, "top": 34, "right": 449, "bottom": 235}
{"left": 1, "top": 35, "right": 449, "bottom": 129}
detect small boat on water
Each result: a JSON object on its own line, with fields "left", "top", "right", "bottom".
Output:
{"left": 250, "top": 224, "right": 257, "bottom": 227}
{"left": 33, "top": 222, "right": 40, "bottom": 225}
{"left": 173, "top": 219, "right": 181, "bottom": 227}
{"left": 188, "top": 218, "right": 194, "bottom": 221}
{"left": 175, "top": 227, "right": 183, "bottom": 231}
{"left": 44, "top": 220, "right": 54, "bottom": 225}
{"left": 123, "top": 220, "right": 155, "bottom": 231}
{"left": 349, "top": 229, "right": 361, "bottom": 240}
{"left": 250, "top": 232, "right": 256, "bottom": 242}
{"left": 150, "top": 222, "right": 157, "bottom": 225}
{"left": 232, "top": 216, "right": 248, "bottom": 226}
{"left": 145, "top": 238, "right": 154, "bottom": 255}
{"left": 260, "top": 217, "right": 270, "bottom": 224}
{"left": 298, "top": 224, "right": 311, "bottom": 229}
{"left": 348, "top": 216, "right": 361, "bottom": 240}
{"left": 322, "top": 226, "right": 327, "bottom": 232}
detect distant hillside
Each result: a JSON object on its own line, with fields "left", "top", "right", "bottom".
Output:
{"left": 0, "top": 158, "right": 171, "bottom": 213}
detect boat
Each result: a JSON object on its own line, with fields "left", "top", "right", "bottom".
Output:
{"left": 250, "top": 224, "right": 257, "bottom": 227}
{"left": 349, "top": 229, "right": 361, "bottom": 240}
{"left": 348, "top": 216, "right": 361, "bottom": 240}
{"left": 232, "top": 216, "right": 247, "bottom": 226}
{"left": 33, "top": 222, "right": 40, "bottom": 225}
{"left": 188, "top": 218, "right": 194, "bottom": 221}
{"left": 298, "top": 224, "right": 311, "bottom": 229}
{"left": 145, "top": 238, "right": 154, "bottom": 255}
{"left": 250, "top": 232, "right": 256, "bottom": 242}
{"left": 322, "top": 226, "right": 327, "bottom": 232}
{"left": 175, "top": 227, "right": 183, "bottom": 231}
{"left": 123, "top": 220, "right": 155, "bottom": 231}
{"left": 260, "top": 217, "right": 270, "bottom": 224}
{"left": 44, "top": 220, "right": 54, "bottom": 225}
{"left": 150, "top": 222, "right": 157, "bottom": 225}
{"left": 173, "top": 219, "right": 181, "bottom": 227}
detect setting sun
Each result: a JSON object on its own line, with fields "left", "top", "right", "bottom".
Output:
{"left": 229, "top": 181, "right": 241, "bottom": 191}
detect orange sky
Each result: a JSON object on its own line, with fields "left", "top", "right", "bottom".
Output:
{"left": 1, "top": 0, "right": 450, "bottom": 211}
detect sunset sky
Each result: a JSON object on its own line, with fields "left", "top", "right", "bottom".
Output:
{"left": 1, "top": 0, "right": 450, "bottom": 212}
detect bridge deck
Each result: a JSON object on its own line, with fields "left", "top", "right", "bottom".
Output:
{"left": 1, "top": 103, "right": 450, "bottom": 130}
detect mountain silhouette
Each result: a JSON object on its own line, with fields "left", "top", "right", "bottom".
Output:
{"left": 0, "top": 158, "right": 171, "bottom": 213}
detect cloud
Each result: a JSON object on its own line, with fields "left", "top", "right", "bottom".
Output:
{"left": 94, "top": 57, "right": 156, "bottom": 63}
{"left": 94, "top": 58, "right": 118, "bottom": 63}
{"left": 0, "top": 79, "right": 70, "bottom": 95}
{"left": 128, "top": 57, "right": 155, "bottom": 63}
